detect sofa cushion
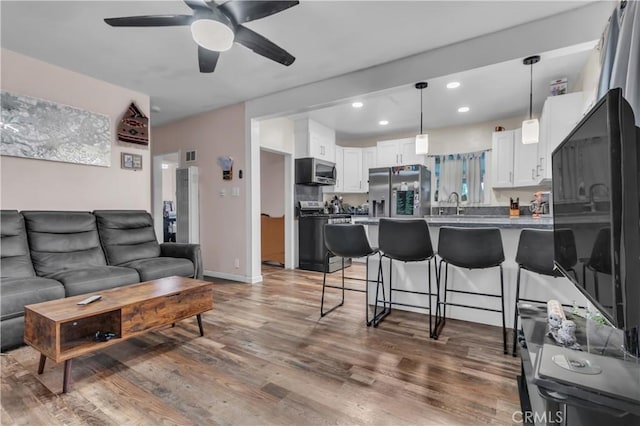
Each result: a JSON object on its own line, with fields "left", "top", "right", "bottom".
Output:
{"left": 94, "top": 210, "right": 161, "bottom": 265}
{"left": 120, "top": 257, "right": 194, "bottom": 282}
{"left": 0, "top": 277, "right": 65, "bottom": 321}
{"left": 1, "top": 210, "right": 36, "bottom": 278}
{"left": 22, "top": 211, "right": 107, "bottom": 276}
{"left": 48, "top": 266, "right": 141, "bottom": 297}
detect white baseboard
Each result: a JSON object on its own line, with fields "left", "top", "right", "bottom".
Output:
{"left": 204, "top": 270, "right": 262, "bottom": 284}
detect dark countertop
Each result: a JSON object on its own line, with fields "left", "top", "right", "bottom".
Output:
{"left": 353, "top": 215, "right": 553, "bottom": 229}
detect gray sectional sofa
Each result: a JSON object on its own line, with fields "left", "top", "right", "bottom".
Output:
{"left": 0, "top": 210, "right": 203, "bottom": 351}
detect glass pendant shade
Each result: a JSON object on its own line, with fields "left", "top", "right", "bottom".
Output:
{"left": 522, "top": 118, "right": 539, "bottom": 144}
{"left": 415, "top": 134, "right": 429, "bottom": 154}
{"left": 414, "top": 81, "right": 429, "bottom": 154}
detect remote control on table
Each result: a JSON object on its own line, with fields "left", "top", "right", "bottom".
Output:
{"left": 77, "top": 295, "right": 102, "bottom": 305}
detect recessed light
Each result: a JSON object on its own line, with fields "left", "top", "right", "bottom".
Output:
{"left": 447, "top": 82, "right": 461, "bottom": 89}
{"left": 151, "top": 105, "right": 161, "bottom": 113}
{"left": 458, "top": 106, "right": 470, "bottom": 113}
{"left": 378, "top": 120, "right": 389, "bottom": 126}
{"left": 352, "top": 101, "right": 364, "bottom": 108}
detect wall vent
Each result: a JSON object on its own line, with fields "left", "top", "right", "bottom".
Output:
{"left": 185, "top": 150, "right": 196, "bottom": 162}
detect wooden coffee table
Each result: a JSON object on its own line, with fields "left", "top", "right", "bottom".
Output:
{"left": 23, "top": 276, "right": 213, "bottom": 393}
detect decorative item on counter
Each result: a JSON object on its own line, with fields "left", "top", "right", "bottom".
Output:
{"left": 530, "top": 191, "right": 550, "bottom": 217}
{"left": 509, "top": 197, "right": 520, "bottom": 217}
{"left": 494, "top": 126, "right": 505, "bottom": 132}
{"left": 546, "top": 299, "right": 580, "bottom": 349}
{"left": 547, "top": 299, "right": 566, "bottom": 329}
{"left": 217, "top": 156, "right": 233, "bottom": 180}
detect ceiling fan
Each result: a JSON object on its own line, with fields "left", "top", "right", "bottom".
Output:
{"left": 104, "top": 0, "right": 298, "bottom": 73}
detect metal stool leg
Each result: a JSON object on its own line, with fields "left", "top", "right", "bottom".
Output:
{"left": 372, "top": 255, "right": 390, "bottom": 327}
{"left": 499, "top": 265, "right": 507, "bottom": 355}
{"left": 512, "top": 265, "right": 522, "bottom": 357}
{"left": 321, "top": 252, "right": 345, "bottom": 317}
{"left": 428, "top": 259, "right": 433, "bottom": 338}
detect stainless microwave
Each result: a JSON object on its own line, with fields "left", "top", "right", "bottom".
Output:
{"left": 295, "top": 157, "right": 336, "bottom": 186}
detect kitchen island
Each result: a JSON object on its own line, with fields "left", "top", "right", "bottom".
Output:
{"left": 352, "top": 215, "right": 589, "bottom": 329}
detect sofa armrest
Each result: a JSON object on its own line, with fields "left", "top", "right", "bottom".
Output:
{"left": 160, "top": 243, "right": 203, "bottom": 279}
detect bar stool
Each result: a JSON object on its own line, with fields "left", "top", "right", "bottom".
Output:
{"left": 321, "top": 223, "right": 382, "bottom": 326}
{"left": 434, "top": 227, "right": 507, "bottom": 353}
{"left": 511, "top": 229, "right": 577, "bottom": 356}
{"left": 373, "top": 218, "right": 436, "bottom": 337}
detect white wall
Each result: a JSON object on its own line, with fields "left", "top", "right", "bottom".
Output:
{"left": 0, "top": 49, "right": 151, "bottom": 211}
{"left": 161, "top": 163, "right": 178, "bottom": 204}
{"left": 153, "top": 103, "right": 248, "bottom": 281}
{"left": 258, "top": 117, "right": 294, "bottom": 153}
{"left": 260, "top": 150, "right": 285, "bottom": 217}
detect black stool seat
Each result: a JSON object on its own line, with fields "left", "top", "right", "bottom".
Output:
{"left": 435, "top": 227, "right": 507, "bottom": 353}
{"left": 321, "top": 224, "right": 381, "bottom": 325}
{"left": 374, "top": 219, "right": 436, "bottom": 336}
{"left": 512, "top": 229, "right": 577, "bottom": 356}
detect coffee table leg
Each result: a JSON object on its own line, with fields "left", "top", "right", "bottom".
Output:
{"left": 62, "top": 359, "right": 72, "bottom": 393}
{"left": 197, "top": 314, "right": 204, "bottom": 336}
{"left": 37, "top": 354, "right": 46, "bottom": 374}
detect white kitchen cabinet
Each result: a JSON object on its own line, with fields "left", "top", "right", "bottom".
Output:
{"left": 294, "top": 118, "right": 336, "bottom": 162}
{"left": 537, "top": 92, "right": 585, "bottom": 181}
{"left": 325, "top": 146, "right": 344, "bottom": 193}
{"left": 376, "top": 138, "right": 425, "bottom": 167}
{"left": 342, "top": 148, "right": 363, "bottom": 192}
{"left": 362, "top": 147, "right": 377, "bottom": 192}
{"left": 492, "top": 128, "right": 539, "bottom": 188}
{"left": 492, "top": 130, "right": 516, "bottom": 188}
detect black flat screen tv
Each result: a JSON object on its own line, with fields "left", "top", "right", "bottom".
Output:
{"left": 551, "top": 88, "right": 639, "bottom": 356}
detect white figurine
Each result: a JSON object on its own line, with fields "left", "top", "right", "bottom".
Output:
{"left": 547, "top": 299, "right": 566, "bottom": 329}
{"left": 557, "top": 320, "right": 577, "bottom": 347}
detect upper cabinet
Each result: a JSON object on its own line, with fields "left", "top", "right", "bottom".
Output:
{"left": 537, "top": 92, "right": 585, "bottom": 181}
{"left": 362, "top": 147, "right": 377, "bottom": 192}
{"left": 376, "top": 138, "right": 425, "bottom": 167}
{"left": 326, "top": 146, "right": 364, "bottom": 193}
{"left": 342, "top": 148, "right": 363, "bottom": 192}
{"left": 492, "top": 128, "right": 539, "bottom": 188}
{"left": 294, "top": 118, "right": 336, "bottom": 162}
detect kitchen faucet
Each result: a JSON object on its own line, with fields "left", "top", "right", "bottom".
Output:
{"left": 586, "top": 183, "right": 609, "bottom": 212}
{"left": 448, "top": 191, "right": 463, "bottom": 216}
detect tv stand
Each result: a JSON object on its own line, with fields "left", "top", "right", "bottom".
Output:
{"left": 515, "top": 303, "right": 640, "bottom": 425}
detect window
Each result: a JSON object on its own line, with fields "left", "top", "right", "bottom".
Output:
{"left": 433, "top": 151, "right": 486, "bottom": 203}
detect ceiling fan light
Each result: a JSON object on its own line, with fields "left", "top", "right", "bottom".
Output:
{"left": 190, "top": 19, "right": 234, "bottom": 52}
{"left": 415, "top": 134, "right": 429, "bottom": 154}
{"left": 522, "top": 119, "right": 539, "bottom": 144}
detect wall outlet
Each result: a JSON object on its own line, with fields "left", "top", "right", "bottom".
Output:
{"left": 232, "top": 187, "right": 240, "bottom": 197}
{"left": 234, "top": 258, "right": 240, "bottom": 269}
{"left": 220, "top": 189, "right": 226, "bottom": 197}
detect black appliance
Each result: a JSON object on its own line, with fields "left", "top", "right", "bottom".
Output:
{"left": 295, "top": 157, "right": 336, "bottom": 186}
{"left": 552, "top": 88, "right": 639, "bottom": 356}
{"left": 298, "top": 201, "right": 352, "bottom": 272}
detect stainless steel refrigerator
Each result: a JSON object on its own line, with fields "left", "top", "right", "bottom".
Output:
{"left": 368, "top": 164, "right": 431, "bottom": 218}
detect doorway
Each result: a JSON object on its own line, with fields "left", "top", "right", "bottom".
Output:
{"left": 260, "top": 149, "right": 286, "bottom": 267}
{"left": 152, "top": 151, "right": 179, "bottom": 243}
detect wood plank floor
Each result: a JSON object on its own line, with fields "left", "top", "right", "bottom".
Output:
{"left": 1, "top": 265, "right": 521, "bottom": 425}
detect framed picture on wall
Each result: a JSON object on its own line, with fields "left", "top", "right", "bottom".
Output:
{"left": 121, "top": 152, "right": 142, "bottom": 170}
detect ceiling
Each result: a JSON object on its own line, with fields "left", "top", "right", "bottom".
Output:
{"left": 1, "top": 1, "right": 610, "bottom": 128}
{"left": 294, "top": 41, "right": 597, "bottom": 140}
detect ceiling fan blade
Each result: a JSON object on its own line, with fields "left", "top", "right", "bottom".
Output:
{"left": 104, "top": 15, "right": 193, "bottom": 27}
{"left": 220, "top": 1, "right": 299, "bottom": 24}
{"left": 198, "top": 45, "right": 220, "bottom": 73}
{"left": 234, "top": 25, "right": 295, "bottom": 66}
{"left": 183, "top": 0, "right": 212, "bottom": 11}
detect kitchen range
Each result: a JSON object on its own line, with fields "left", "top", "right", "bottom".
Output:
{"left": 297, "top": 200, "right": 352, "bottom": 273}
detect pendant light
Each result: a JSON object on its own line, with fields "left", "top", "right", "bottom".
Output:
{"left": 522, "top": 55, "right": 540, "bottom": 144}
{"left": 415, "top": 82, "right": 429, "bottom": 154}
